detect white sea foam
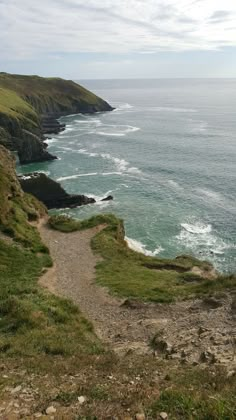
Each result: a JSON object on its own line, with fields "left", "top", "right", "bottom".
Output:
{"left": 112, "top": 103, "right": 134, "bottom": 112}
{"left": 57, "top": 173, "right": 98, "bottom": 181}
{"left": 168, "top": 180, "right": 183, "bottom": 190}
{"left": 176, "top": 220, "right": 235, "bottom": 260}
{"left": 97, "top": 131, "right": 126, "bottom": 137}
{"left": 44, "top": 138, "right": 57, "bottom": 145}
{"left": 96, "top": 124, "right": 140, "bottom": 137}
{"left": 197, "top": 188, "right": 224, "bottom": 202}
{"left": 125, "top": 236, "right": 163, "bottom": 256}
{"left": 75, "top": 118, "right": 101, "bottom": 124}
{"left": 148, "top": 106, "right": 197, "bottom": 113}
{"left": 181, "top": 222, "right": 212, "bottom": 234}
{"left": 85, "top": 190, "right": 113, "bottom": 202}
{"left": 101, "top": 172, "right": 123, "bottom": 176}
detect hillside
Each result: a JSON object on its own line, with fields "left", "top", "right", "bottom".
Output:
{"left": 0, "top": 144, "right": 235, "bottom": 418}
{"left": 0, "top": 73, "right": 113, "bottom": 163}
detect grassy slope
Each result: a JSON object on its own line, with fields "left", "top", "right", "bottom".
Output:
{"left": 49, "top": 214, "right": 236, "bottom": 303}
{"left": 0, "top": 72, "right": 111, "bottom": 118}
{"left": 46, "top": 214, "right": 236, "bottom": 418}
{"left": 0, "top": 146, "right": 101, "bottom": 357}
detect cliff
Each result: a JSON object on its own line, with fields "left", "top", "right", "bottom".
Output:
{"left": 18, "top": 172, "right": 96, "bottom": 209}
{"left": 0, "top": 73, "right": 113, "bottom": 163}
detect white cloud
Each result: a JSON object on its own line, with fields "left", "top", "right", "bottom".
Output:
{"left": 0, "top": 0, "right": 236, "bottom": 59}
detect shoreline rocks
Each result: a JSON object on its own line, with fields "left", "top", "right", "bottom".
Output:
{"left": 18, "top": 172, "right": 113, "bottom": 209}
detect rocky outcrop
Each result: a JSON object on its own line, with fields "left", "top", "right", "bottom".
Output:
{"left": 41, "top": 114, "right": 66, "bottom": 135}
{"left": 15, "top": 130, "right": 57, "bottom": 164}
{"left": 101, "top": 195, "right": 113, "bottom": 201}
{"left": 18, "top": 173, "right": 96, "bottom": 209}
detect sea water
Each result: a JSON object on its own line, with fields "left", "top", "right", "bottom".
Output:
{"left": 18, "top": 79, "right": 236, "bottom": 273}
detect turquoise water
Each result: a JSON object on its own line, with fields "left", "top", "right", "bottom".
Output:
{"left": 18, "top": 79, "right": 236, "bottom": 273}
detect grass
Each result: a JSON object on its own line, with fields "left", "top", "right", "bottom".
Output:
{"left": 0, "top": 227, "right": 102, "bottom": 358}
{"left": 0, "top": 72, "right": 111, "bottom": 119}
{"left": 0, "top": 145, "right": 47, "bottom": 251}
{"left": 0, "top": 147, "right": 102, "bottom": 357}
{"left": 49, "top": 214, "right": 236, "bottom": 303}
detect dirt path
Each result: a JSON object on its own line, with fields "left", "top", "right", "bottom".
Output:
{"left": 39, "top": 219, "right": 235, "bottom": 367}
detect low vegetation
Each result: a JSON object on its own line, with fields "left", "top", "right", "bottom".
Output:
{"left": 49, "top": 214, "right": 236, "bottom": 303}
{"left": 0, "top": 150, "right": 235, "bottom": 417}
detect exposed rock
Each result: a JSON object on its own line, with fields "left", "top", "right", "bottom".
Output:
{"left": 101, "top": 195, "right": 113, "bottom": 201}
{"left": 200, "top": 350, "right": 217, "bottom": 364}
{"left": 159, "top": 412, "right": 168, "bottom": 419}
{"left": 78, "top": 396, "right": 86, "bottom": 405}
{"left": 121, "top": 299, "right": 144, "bottom": 309}
{"left": 18, "top": 172, "right": 95, "bottom": 209}
{"left": 135, "top": 413, "right": 146, "bottom": 420}
{"left": 15, "top": 129, "right": 56, "bottom": 164}
{"left": 231, "top": 296, "right": 236, "bottom": 314}
{"left": 45, "top": 406, "right": 56, "bottom": 415}
{"left": 41, "top": 114, "right": 66, "bottom": 135}
{"left": 202, "top": 297, "right": 224, "bottom": 309}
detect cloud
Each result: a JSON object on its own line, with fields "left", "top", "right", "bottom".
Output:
{"left": 0, "top": 0, "right": 236, "bottom": 60}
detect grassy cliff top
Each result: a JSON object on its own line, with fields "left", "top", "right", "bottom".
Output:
{"left": 0, "top": 72, "right": 112, "bottom": 115}
{"left": 49, "top": 214, "right": 236, "bottom": 303}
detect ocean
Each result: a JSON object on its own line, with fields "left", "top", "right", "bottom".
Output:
{"left": 18, "top": 79, "right": 236, "bottom": 273}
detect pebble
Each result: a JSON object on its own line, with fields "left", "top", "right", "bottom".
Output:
{"left": 135, "top": 413, "right": 146, "bottom": 420}
{"left": 78, "top": 395, "right": 86, "bottom": 405}
{"left": 160, "top": 412, "right": 168, "bottom": 419}
{"left": 11, "top": 385, "right": 22, "bottom": 394}
{"left": 46, "top": 406, "right": 56, "bottom": 415}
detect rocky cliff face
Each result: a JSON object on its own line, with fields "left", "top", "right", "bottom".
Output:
{"left": 0, "top": 73, "right": 113, "bottom": 164}
{"left": 18, "top": 173, "right": 96, "bottom": 209}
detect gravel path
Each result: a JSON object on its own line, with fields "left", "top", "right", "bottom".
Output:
{"left": 39, "top": 219, "right": 235, "bottom": 366}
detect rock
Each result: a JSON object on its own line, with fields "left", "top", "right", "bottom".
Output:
{"left": 78, "top": 395, "right": 86, "bottom": 405}
{"left": 41, "top": 115, "right": 66, "bottom": 135}
{"left": 227, "top": 370, "right": 235, "bottom": 378}
{"left": 45, "top": 406, "right": 56, "bottom": 415}
{"left": 101, "top": 195, "right": 113, "bottom": 201}
{"left": 11, "top": 385, "right": 22, "bottom": 394}
{"left": 135, "top": 413, "right": 146, "bottom": 420}
{"left": 152, "top": 337, "right": 172, "bottom": 355}
{"left": 160, "top": 412, "right": 168, "bottom": 419}
{"left": 121, "top": 299, "right": 143, "bottom": 309}
{"left": 16, "top": 129, "right": 56, "bottom": 164}
{"left": 200, "top": 350, "right": 217, "bottom": 364}
{"left": 202, "top": 297, "right": 223, "bottom": 309}
{"left": 231, "top": 296, "right": 236, "bottom": 314}
{"left": 34, "top": 413, "right": 43, "bottom": 418}
{"left": 18, "top": 172, "right": 96, "bottom": 209}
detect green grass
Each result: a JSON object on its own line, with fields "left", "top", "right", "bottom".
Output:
{"left": 148, "top": 365, "right": 236, "bottom": 419}
{"left": 49, "top": 214, "right": 236, "bottom": 303}
{"left": 0, "top": 145, "right": 48, "bottom": 251}
{"left": 0, "top": 148, "right": 102, "bottom": 357}
{"left": 0, "top": 238, "right": 102, "bottom": 357}
{"left": 0, "top": 72, "right": 111, "bottom": 119}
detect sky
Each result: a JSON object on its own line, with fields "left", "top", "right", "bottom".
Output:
{"left": 1, "top": 0, "right": 236, "bottom": 79}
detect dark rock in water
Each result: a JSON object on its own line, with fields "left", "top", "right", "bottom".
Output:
{"left": 16, "top": 130, "right": 57, "bottom": 164}
{"left": 101, "top": 195, "right": 113, "bottom": 201}
{"left": 18, "top": 172, "right": 95, "bottom": 209}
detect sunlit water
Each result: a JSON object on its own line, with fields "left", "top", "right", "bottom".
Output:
{"left": 18, "top": 79, "right": 236, "bottom": 273}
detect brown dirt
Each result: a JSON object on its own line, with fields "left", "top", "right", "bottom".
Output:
{"left": 38, "top": 218, "right": 236, "bottom": 368}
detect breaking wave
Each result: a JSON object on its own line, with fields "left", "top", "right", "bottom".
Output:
{"left": 125, "top": 236, "right": 163, "bottom": 257}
